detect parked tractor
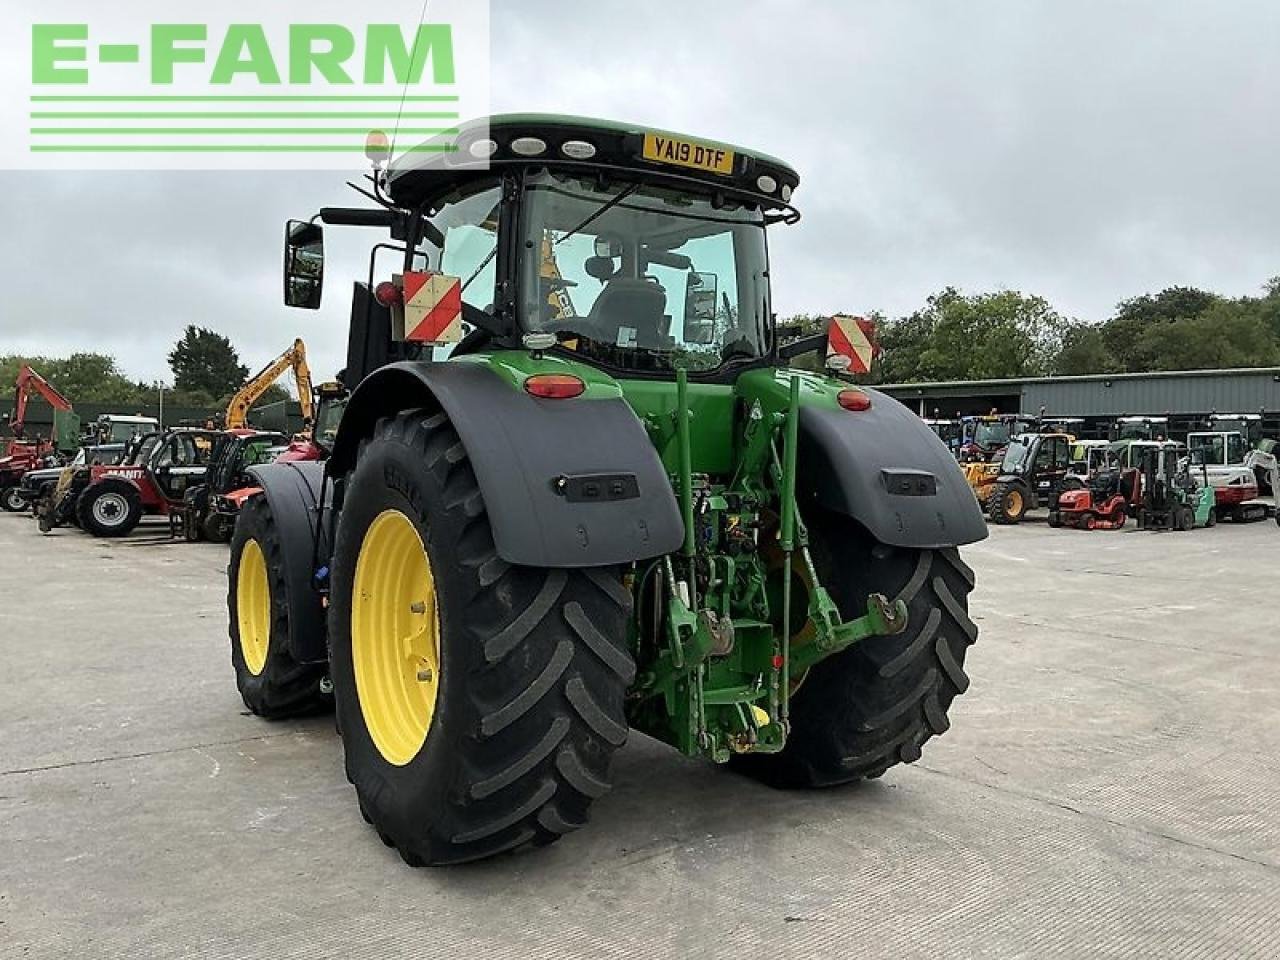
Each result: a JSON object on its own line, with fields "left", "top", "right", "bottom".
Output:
{"left": 1068, "top": 439, "right": 1118, "bottom": 485}
{"left": 985, "top": 432, "right": 1075, "bottom": 524}
{"left": 184, "top": 381, "right": 351, "bottom": 542}
{"left": 88, "top": 413, "right": 159, "bottom": 445}
{"left": 178, "top": 430, "right": 289, "bottom": 542}
{"left": 15, "top": 442, "right": 126, "bottom": 512}
{"left": 923, "top": 416, "right": 961, "bottom": 455}
{"left": 1039, "top": 416, "right": 1084, "bottom": 439}
{"left": 44, "top": 429, "right": 220, "bottom": 536}
{"left": 225, "top": 115, "right": 987, "bottom": 866}
{"left": 957, "top": 413, "right": 1038, "bottom": 463}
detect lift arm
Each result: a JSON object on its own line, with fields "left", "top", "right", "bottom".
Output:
{"left": 224, "top": 339, "right": 315, "bottom": 430}
{"left": 10, "top": 365, "right": 73, "bottom": 435}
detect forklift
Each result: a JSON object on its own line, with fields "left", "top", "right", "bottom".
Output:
{"left": 1136, "top": 442, "right": 1215, "bottom": 531}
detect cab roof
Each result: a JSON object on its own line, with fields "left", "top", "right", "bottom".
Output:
{"left": 387, "top": 114, "right": 800, "bottom": 213}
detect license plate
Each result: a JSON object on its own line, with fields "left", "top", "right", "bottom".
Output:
{"left": 642, "top": 133, "right": 734, "bottom": 175}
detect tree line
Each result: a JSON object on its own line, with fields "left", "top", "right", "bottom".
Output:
{"left": 1, "top": 326, "right": 289, "bottom": 413}
{"left": 780, "top": 275, "right": 1280, "bottom": 383}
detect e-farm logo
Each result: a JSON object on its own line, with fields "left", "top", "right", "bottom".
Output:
{"left": 3, "top": 0, "right": 490, "bottom": 170}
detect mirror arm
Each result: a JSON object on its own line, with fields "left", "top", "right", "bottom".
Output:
{"left": 778, "top": 332, "right": 827, "bottom": 361}
{"left": 317, "top": 206, "right": 445, "bottom": 251}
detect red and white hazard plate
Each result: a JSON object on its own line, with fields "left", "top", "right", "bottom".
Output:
{"left": 402, "top": 271, "right": 463, "bottom": 344}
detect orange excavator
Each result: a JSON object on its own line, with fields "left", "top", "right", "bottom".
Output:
{"left": 224, "top": 338, "right": 314, "bottom": 430}
{"left": 1, "top": 365, "right": 79, "bottom": 512}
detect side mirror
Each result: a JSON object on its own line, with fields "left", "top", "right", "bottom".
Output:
{"left": 683, "top": 271, "right": 719, "bottom": 345}
{"left": 284, "top": 220, "right": 325, "bottom": 309}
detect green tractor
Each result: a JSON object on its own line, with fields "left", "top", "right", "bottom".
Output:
{"left": 227, "top": 115, "right": 986, "bottom": 866}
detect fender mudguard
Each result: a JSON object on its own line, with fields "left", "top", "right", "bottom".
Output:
{"left": 328, "top": 362, "right": 684, "bottom": 568}
{"left": 798, "top": 389, "right": 988, "bottom": 549}
{"left": 246, "top": 461, "right": 330, "bottom": 664}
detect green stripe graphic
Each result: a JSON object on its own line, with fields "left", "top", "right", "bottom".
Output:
{"left": 32, "top": 112, "right": 459, "bottom": 119}
{"left": 31, "top": 144, "right": 460, "bottom": 153}
{"left": 30, "top": 95, "right": 460, "bottom": 103}
{"left": 31, "top": 128, "right": 458, "bottom": 136}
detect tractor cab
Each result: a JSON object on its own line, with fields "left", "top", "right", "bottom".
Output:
{"left": 206, "top": 431, "right": 288, "bottom": 497}
{"left": 144, "top": 429, "right": 218, "bottom": 502}
{"left": 958, "top": 414, "right": 1037, "bottom": 463}
{"left": 92, "top": 414, "right": 160, "bottom": 444}
{"left": 1205, "top": 413, "right": 1262, "bottom": 443}
{"left": 285, "top": 115, "right": 798, "bottom": 390}
{"left": 1040, "top": 416, "right": 1084, "bottom": 439}
{"left": 176, "top": 429, "right": 289, "bottom": 543}
{"left": 923, "top": 418, "right": 962, "bottom": 453}
{"left": 1110, "top": 415, "right": 1168, "bottom": 443}
{"left": 1069, "top": 439, "right": 1118, "bottom": 483}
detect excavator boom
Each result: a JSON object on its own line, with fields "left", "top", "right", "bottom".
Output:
{"left": 11, "top": 364, "right": 73, "bottom": 433}
{"left": 224, "top": 339, "right": 314, "bottom": 430}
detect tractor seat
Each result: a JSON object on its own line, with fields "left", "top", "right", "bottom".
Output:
{"left": 1089, "top": 470, "right": 1121, "bottom": 498}
{"left": 586, "top": 278, "right": 668, "bottom": 349}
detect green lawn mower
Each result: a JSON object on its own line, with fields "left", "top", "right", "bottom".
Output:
{"left": 225, "top": 115, "right": 987, "bottom": 866}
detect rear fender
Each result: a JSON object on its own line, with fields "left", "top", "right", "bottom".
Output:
{"left": 798, "top": 391, "right": 988, "bottom": 548}
{"left": 329, "top": 361, "right": 684, "bottom": 568}
{"left": 245, "top": 462, "right": 330, "bottom": 664}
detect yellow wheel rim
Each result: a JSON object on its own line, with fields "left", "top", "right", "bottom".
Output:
{"left": 237, "top": 539, "right": 271, "bottom": 676}
{"left": 1007, "top": 490, "right": 1024, "bottom": 515}
{"left": 352, "top": 509, "right": 441, "bottom": 766}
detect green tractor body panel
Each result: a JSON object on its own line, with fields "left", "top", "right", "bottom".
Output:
{"left": 452, "top": 350, "right": 626, "bottom": 401}
{"left": 618, "top": 378, "right": 737, "bottom": 476}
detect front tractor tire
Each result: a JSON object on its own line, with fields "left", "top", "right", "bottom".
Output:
{"left": 734, "top": 512, "right": 978, "bottom": 788}
{"left": 227, "top": 496, "right": 331, "bottom": 718}
{"left": 76, "top": 482, "right": 143, "bottom": 537}
{"left": 988, "top": 481, "right": 1030, "bottom": 525}
{"left": 328, "top": 410, "right": 633, "bottom": 867}
{"left": 1, "top": 485, "right": 24, "bottom": 513}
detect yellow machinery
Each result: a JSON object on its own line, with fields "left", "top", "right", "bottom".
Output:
{"left": 225, "top": 339, "right": 314, "bottom": 430}
{"left": 962, "top": 460, "right": 1001, "bottom": 505}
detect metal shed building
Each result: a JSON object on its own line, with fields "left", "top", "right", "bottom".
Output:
{"left": 879, "top": 367, "right": 1280, "bottom": 419}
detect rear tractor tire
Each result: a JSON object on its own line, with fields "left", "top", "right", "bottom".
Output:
{"left": 228, "top": 496, "right": 332, "bottom": 718}
{"left": 988, "top": 481, "right": 1028, "bottom": 525}
{"left": 77, "top": 483, "right": 143, "bottom": 537}
{"left": 328, "top": 410, "right": 633, "bottom": 866}
{"left": 733, "top": 512, "right": 978, "bottom": 788}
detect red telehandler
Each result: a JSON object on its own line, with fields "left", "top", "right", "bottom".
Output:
{"left": 0, "top": 365, "right": 79, "bottom": 512}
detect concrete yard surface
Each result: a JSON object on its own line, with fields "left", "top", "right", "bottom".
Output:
{"left": 1, "top": 513, "right": 1278, "bottom": 959}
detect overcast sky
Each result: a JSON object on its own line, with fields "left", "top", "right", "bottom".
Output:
{"left": 0, "top": 0, "right": 1276, "bottom": 386}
